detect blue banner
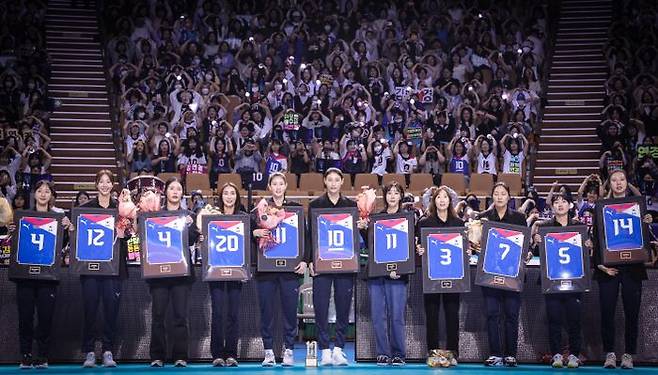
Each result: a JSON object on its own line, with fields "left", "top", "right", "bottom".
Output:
{"left": 603, "top": 202, "right": 643, "bottom": 251}
{"left": 208, "top": 220, "right": 246, "bottom": 267}
{"left": 145, "top": 217, "right": 185, "bottom": 264}
{"left": 427, "top": 233, "right": 465, "bottom": 280}
{"left": 264, "top": 212, "right": 299, "bottom": 259}
{"left": 482, "top": 228, "right": 524, "bottom": 278}
{"left": 76, "top": 214, "right": 115, "bottom": 262}
{"left": 545, "top": 232, "right": 585, "bottom": 280}
{"left": 373, "top": 218, "right": 409, "bottom": 263}
{"left": 317, "top": 213, "right": 354, "bottom": 261}
{"left": 17, "top": 217, "right": 58, "bottom": 266}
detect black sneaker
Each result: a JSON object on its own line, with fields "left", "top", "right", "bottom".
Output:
{"left": 376, "top": 355, "right": 390, "bottom": 366}
{"left": 504, "top": 356, "right": 518, "bottom": 367}
{"left": 391, "top": 357, "right": 406, "bottom": 366}
{"left": 33, "top": 357, "right": 48, "bottom": 369}
{"left": 20, "top": 354, "right": 33, "bottom": 369}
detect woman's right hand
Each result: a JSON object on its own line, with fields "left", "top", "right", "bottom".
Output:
{"left": 253, "top": 229, "right": 270, "bottom": 238}
{"left": 598, "top": 265, "right": 619, "bottom": 277}
{"left": 7, "top": 223, "right": 15, "bottom": 233}
{"left": 416, "top": 244, "right": 425, "bottom": 256}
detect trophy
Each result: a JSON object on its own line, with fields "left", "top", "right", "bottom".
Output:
{"left": 306, "top": 340, "right": 318, "bottom": 367}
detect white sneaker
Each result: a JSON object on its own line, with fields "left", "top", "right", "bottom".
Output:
{"left": 567, "top": 354, "right": 580, "bottom": 368}
{"left": 82, "top": 352, "right": 96, "bottom": 368}
{"left": 332, "top": 347, "right": 348, "bottom": 366}
{"left": 621, "top": 353, "right": 633, "bottom": 369}
{"left": 604, "top": 352, "right": 616, "bottom": 369}
{"left": 282, "top": 348, "right": 294, "bottom": 366}
{"left": 320, "top": 349, "right": 333, "bottom": 366}
{"left": 102, "top": 351, "right": 117, "bottom": 367}
{"left": 262, "top": 349, "right": 276, "bottom": 367}
{"left": 552, "top": 353, "right": 563, "bottom": 368}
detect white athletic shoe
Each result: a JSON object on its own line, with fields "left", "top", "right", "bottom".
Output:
{"left": 567, "top": 354, "right": 580, "bottom": 368}
{"left": 621, "top": 353, "right": 633, "bottom": 369}
{"left": 320, "top": 349, "right": 333, "bottom": 366}
{"left": 604, "top": 352, "right": 616, "bottom": 369}
{"left": 82, "top": 352, "right": 96, "bottom": 368}
{"left": 551, "top": 353, "right": 563, "bottom": 368}
{"left": 332, "top": 347, "right": 348, "bottom": 366}
{"left": 282, "top": 349, "right": 294, "bottom": 366}
{"left": 262, "top": 349, "right": 276, "bottom": 367}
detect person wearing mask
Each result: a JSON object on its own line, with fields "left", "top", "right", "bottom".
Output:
{"left": 208, "top": 182, "right": 247, "bottom": 367}
{"left": 595, "top": 170, "right": 652, "bottom": 369}
{"left": 416, "top": 186, "right": 465, "bottom": 367}
{"left": 477, "top": 182, "right": 528, "bottom": 367}
{"left": 256, "top": 173, "right": 307, "bottom": 366}
{"left": 308, "top": 168, "right": 367, "bottom": 366}
{"left": 367, "top": 181, "right": 409, "bottom": 366}
{"left": 532, "top": 192, "right": 591, "bottom": 368}
{"left": 148, "top": 177, "right": 198, "bottom": 368}
{"left": 12, "top": 180, "right": 74, "bottom": 369}
{"left": 80, "top": 171, "right": 125, "bottom": 368}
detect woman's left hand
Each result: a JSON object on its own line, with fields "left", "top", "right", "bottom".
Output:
{"left": 357, "top": 218, "right": 368, "bottom": 230}
{"left": 389, "top": 270, "right": 400, "bottom": 280}
{"left": 643, "top": 214, "right": 653, "bottom": 224}
{"left": 295, "top": 261, "right": 307, "bottom": 275}
{"left": 585, "top": 239, "right": 594, "bottom": 249}
{"left": 185, "top": 215, "right": 194, "bottom": 226}
{"left": 62, "top": 216, "right": 74, "bottom": 232}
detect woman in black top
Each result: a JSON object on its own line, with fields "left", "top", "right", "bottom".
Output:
{"left": 595, "top": 170, "right": 652, "bottom": 369}
{"left": 478, "top": 182, "right": 527, "bottom": 367}
{"left": 416, "top": 186, "right": 465, "bottom": 367}
{"left": 208, "top": 182, "right": 246, "bottom": 367}
{"left": 308, "top": 168, "right": 367, "bottom": 366}
{"left": 148, "top": 177, "right": 198, "bottom": 368}
{"left": 532, "top": 192, "right": 590, "bottom": 369}
{"left": 12, "top": 180, "right": 74, "bottom": 369}
{"left": 255, "top": 172, "right": 306, "bottom": 367}
{"left": 367, "top": 181, "right": 409, "bottom": 366}
{"left": 80, "top": 170, "right": 124, "bottom": 368}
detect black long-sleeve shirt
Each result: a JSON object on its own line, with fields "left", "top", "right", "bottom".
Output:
{"left": 415, "top": 213, "right": 466, "bottom": 267}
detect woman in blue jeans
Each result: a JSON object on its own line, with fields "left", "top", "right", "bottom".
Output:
{"left": 367, "top": 181, "right": 409, "bottom": 366}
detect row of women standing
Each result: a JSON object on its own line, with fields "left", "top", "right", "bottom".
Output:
{"left": 10, "top": 168, "right": 651, "bottom": 370}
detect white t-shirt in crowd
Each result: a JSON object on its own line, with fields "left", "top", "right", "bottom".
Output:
{"left": 371, "top": 148, "right": 392, "bottom": 176}
{"left": 477, "top": 152, "right": 498, "bottom": 175}
{"left": 503, "top": 150, "right": 525, "bottom": 174}
{"left": 396, "top": 153, "right": 417, "bottom": 174}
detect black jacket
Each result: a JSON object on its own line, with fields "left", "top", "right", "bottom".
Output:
{"left": 81, "top": 197, "right": 129, "bottom": 279}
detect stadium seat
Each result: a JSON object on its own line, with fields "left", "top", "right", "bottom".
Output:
{"left": 469, "top": 173, "right": 495, "bottom": 196}
{"left": 499, "top": 173, "right": 523, "bottom": 196}
{"left": 441, "top": 173, "right": 467, "bottom": 195}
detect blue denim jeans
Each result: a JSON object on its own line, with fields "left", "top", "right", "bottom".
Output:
{"left": 368, "top": 277, "right": 408, "bottom": 358}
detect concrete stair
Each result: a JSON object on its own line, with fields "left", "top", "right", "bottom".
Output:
{"left": 533, "top": 0, "right": 611, "bottom": 195}
{"left": 45, "top": 0, "right": 118, "bottom": 205}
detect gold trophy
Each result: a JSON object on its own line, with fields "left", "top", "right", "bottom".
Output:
{"left": 306, "top": 340, "right": 318, "bottom": 367}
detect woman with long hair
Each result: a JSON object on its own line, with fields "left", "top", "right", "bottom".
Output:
{"left": 368, "top": 181, "right": 409, "bottom": 366}
{"left": 12, "top": 180, "right": 73, "bottom": 369}
{"left": 208, "top": 182, "right": 246, "bottom": 367}
{"left": 256, "top": 173, "right": 306, "bottom": 366}
{"left": 416, "top": 186, "right": 465, "bottom": 367}
{"left": 80, "top": 171, "right": 124, "bottom": 368}
{"left": 148, "top": 177, "right": 198, "bottom": 368}
{"left": 595, "top": 170, "right": 652, "bottom": 369}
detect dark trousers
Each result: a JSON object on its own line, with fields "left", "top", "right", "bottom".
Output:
{"left": 80, "top": 276, "right": 122, "bottom": 353}
{"left": 598, "top": 273, "right": 643, "bottom": 354}
{"left": 209, "top": 281, "right": 242, "bottom": 359}
{"left": 312, "top": 274, "right": 354, "bottom": 350}
{"left": 368, "top": 277, "right": 407, "bottom": 358}
{"left": 482, "top": 287, "right": 521, "bottom": 357}
{"left": 545, "top": 293, "right": 582, "bottom": 356}
{"left": 16, "top": 281, "right": 57, "bottom": 357}
{"left": 149, "top": 281, "right": 190, "bottom": 361}
{"left": 423, "top": 293, "right": 460, "bottom": 352}
{"left": 257, "top": 275, "right": 299, "bottom": 350}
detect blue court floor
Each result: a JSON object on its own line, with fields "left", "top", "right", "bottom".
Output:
{"left": 2, "top": 363, "right": 658, "bottom": 374}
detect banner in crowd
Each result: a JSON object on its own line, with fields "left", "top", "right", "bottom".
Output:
{"left": 311, "top": 207, "right": 359, "bottom": 274}
{"left": 8, "top": 210, "right": 64, "bottom": 281}
{"left": 539, "top": 225, "right": 591, "bottom": 294}
{"left": 421, "top": 227, "right": 471, "bottom": 293}
{"left": 138, "top": 211, "right": 190, "bottom": 279}
{"left": 367, "top": 212, "right": 415, "bottom": 277}
{"left": 70, "top": 207, "right": 120, "bottom": 276}
{"left": 201, "top": 214, "right": 251, "bottom": 281}
{"left": 475, "top": 221, "right": 530, "bottom": 292}
{"left": 595, "top": 196, "right": 648, "bottom": 266}
{"left": 258, "top": 206, "right": 305, "bottom": 273}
